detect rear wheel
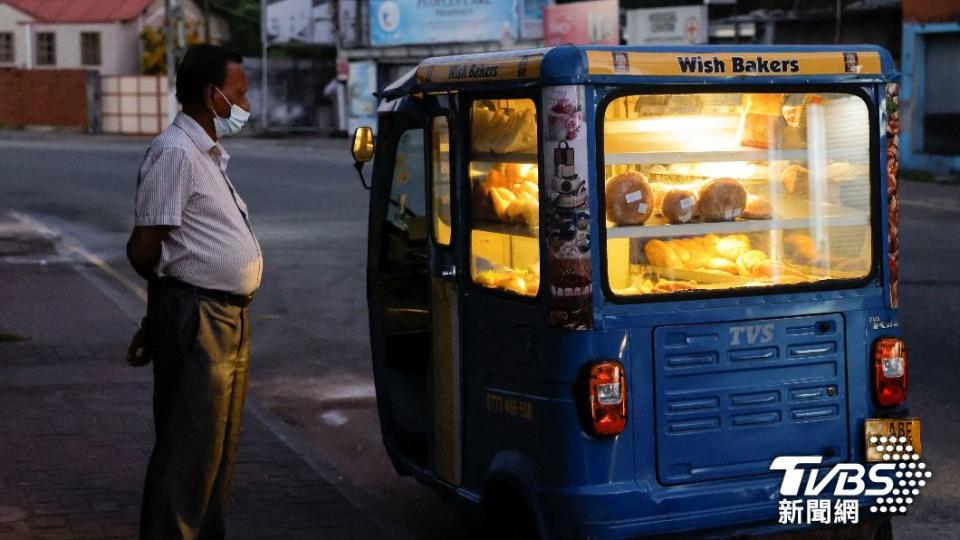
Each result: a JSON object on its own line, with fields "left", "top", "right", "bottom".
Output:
{"left": 483, "top": 483, "right": 540, "bottom": 540}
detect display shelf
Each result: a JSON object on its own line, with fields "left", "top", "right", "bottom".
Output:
{"left": 471, "top": 152, "right": 538, "bottom": 164}
{"left": 604, "top": 148, "right": 808, "bottom": 165}
{"left": 606, "top": 199, "right": 868, "bottom": 239}
{"left": 473, "top": 220, "right": 538, "bottom": 238}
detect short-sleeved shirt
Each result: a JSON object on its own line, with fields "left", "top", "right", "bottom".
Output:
{"left": 135, "top": 113, "right": 263, "bottom": 296}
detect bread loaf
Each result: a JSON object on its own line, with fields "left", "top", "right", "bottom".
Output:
{"left": 659, "top": 188, "right": 698, "bottom": 224}
{"left": 606, "top": 172, "right": 654, "bottom": 225}
{"left": 698, "top": 178, "right": 747, "bottom": 222}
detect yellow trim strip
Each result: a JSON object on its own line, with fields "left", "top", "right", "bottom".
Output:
{"left": 417, "top": 53, "right": 544, "bottom": 85}
{"left": 588, "top": 51, "right": 882, "bottom": 77}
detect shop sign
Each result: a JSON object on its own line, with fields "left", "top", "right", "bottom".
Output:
{"left": 626, "top": 5, "right": 708, "bottom": 45}
{"left": 543, "top": 0, "right": 619, "bottom": 47}
{"left": 370, "top": 0, "right": 520, "bottom": 46}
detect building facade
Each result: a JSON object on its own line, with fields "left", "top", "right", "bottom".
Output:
{"left": 0, "top": 0, "right": 229, "bottom": 75}
{"left": 900, "top": 0, "right": 960, "bottom": 173}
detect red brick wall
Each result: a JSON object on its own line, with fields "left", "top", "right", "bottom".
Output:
{"left": 0, "top": 69, "right": 93, "bottom": 131}
{"left": 903, "top": 0, "right": 960, "bottom": 23}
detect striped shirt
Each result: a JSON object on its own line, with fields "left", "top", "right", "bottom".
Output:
{"left": 135, "top": 113, "right": 263, "bottom": 296}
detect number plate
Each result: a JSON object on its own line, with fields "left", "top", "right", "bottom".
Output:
{"left": 864, "top": 417, "right": 922, "bottom": 462}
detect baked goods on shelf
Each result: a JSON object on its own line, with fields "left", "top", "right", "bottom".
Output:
{"left": 616, "top": 273, "right": 698, "bottom": 295}
{"left": 742, "top": 194, "right": 772, "bottom": 220}
{"left": 606, "top": 172, "right": 654, "bottom": 225}
{"left": 474, "top": 267, "right": 540, "bottom": 297}
{"left": 472, "top": 165, "right": 540, "bottom": 227}
{"left": 471, "top": 106, "right": 537, "bottom": 154}
{"left": 659, "top": 188, "right": 698, "bottom": 224}
{"left": 641, "top": 233, "right": 812, "bottom": 281}
{"left": 697, "top": 177, "right": 747, "bottom": 222}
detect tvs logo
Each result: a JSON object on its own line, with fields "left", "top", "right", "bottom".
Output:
{"left": 612, "top": 52, "right": 629, "bottom": 73}
{"left": 772, "top": 440, "right": 932, "bottom": 525}
{"left": 729, "top": 324, "right": 774, "bottom": 346}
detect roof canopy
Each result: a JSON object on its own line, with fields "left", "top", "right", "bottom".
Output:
{"left": 3, "top": 0, "right": 152, "bottom": 23}
{"left": 382, "top": 44, "right": 898, "bottom": 98}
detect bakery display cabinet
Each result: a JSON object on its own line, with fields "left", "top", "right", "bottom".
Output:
{"left": 358, "top": 45, "right": 909, "bottom": 540}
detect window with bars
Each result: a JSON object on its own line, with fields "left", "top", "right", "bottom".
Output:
{"left": 81, "top": 32, "right": 100, "bottom": 66}
{"left": 36, "top": 32, "right": 55, "bottom": 66}
{"left": 0, "top": 33, "right": 13, "bottom": 63}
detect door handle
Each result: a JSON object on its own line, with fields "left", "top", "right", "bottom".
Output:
{"left": 441, "top": 266, "right": 457, "bottom": 279}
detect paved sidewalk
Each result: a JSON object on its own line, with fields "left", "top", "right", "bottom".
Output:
{"left": 0, "top": 261, "right": 387, "bottom": 539}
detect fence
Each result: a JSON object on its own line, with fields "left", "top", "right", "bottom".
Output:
{"left": 100, "top": 75, "right": 168, "bottom": 135}
{"left": 0, "top": 69, "right": 98, "bottom": 131}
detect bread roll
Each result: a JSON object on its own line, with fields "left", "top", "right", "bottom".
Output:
{"left": 660, "top": 189, "right": 698, "bottom": 224}
{"left": 698, "top": 178, "right": 747, "bottom": 222}
{"left": 742, "top": 194, "right": 772, "bottom": 220}
{"left": 606, "top": 172, "right": 654, "bottom": 226}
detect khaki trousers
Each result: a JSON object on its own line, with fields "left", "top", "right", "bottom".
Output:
{"left": 140, "top": 280, "right": 250, "bottom": 540}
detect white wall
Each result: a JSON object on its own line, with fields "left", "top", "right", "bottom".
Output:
{"left": 0, "top": 3, "right": 33, "bottom": 68}
{"left": 24, "top": 21, "right": 140, "bottom": 75}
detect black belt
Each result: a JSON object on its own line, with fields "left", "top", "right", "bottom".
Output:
{"left": 157, "top": 277, "right": 254, "bottom": 308}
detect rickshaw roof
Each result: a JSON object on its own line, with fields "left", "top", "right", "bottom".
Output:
{"left": 380, "top": 44, "right": 898, "bottom": 98}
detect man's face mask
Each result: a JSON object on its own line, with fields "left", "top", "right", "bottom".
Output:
{"left": 210, "top": 87, "right": 250, "bottom": 137}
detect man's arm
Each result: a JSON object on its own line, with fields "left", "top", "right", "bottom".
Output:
{"left": 126, "top": 226, "right": 173, "bottom": 281}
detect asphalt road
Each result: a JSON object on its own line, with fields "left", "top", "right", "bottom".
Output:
{"left": 0, "top": 130, "right": 956, "bottom": 539}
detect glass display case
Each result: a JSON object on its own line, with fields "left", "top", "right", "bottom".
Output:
{"left": 469, "top": 98, "right": 541, "bottom": 297}
{"left": 602, "top": 92, "right": 872, "bottom": 296}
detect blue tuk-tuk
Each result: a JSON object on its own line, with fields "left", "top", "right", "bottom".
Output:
{"left": 352, "top": 45, "right": 913, "bottom": 539}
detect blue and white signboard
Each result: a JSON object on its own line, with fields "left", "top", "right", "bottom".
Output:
{"left": 370, "top": 0, "right": 520, "bottom": 46}
{"left": 348, "top": 61, "right": 378, "bottom": 135}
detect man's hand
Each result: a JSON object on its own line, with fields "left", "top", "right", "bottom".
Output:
{"left": 127, "top": 226, "right": 173, "bottom": 281}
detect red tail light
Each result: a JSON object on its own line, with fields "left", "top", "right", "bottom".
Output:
{"left": 873, "top": 337, "right": 908, "bottom": 407}
{"left": 588, "top": 361, "right": 627, "bottom": 436}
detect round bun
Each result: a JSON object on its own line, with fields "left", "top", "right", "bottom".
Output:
{"left": 660, "top": 189, "right": 698, "bottom": 224}
{"left": 698, "top": 178, "right": 747, "bottom": 222}
{"left": 606, "top": 172, "right": 654, "bottom": 226}
{"left": 742, "top": 194, "right": 772, "bottom": 220}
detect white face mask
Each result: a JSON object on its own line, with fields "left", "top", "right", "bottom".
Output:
{"left": 210, "top": 87, "right": 250, "bottom": 137}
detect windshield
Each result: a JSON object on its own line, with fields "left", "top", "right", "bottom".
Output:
{"left": 601, "top": 91, "right": 873, "bottom": 297}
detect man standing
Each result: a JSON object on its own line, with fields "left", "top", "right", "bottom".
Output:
{"left": 127, "top": 44, "right": 262, "bottom": 539}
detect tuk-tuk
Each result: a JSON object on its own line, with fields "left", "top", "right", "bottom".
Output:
{"left": 352, "top": 45, "right": 913, "bottom": 539}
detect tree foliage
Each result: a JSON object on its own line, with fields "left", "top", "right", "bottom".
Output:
{"left": 140, "top": 23, "right": 203, "bottom": 75}
{"left": 212, "top": 0, "right": 263, "bottom": 57}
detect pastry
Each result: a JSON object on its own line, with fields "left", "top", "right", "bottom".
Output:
{"left": 714, "top": 234, "right": 750, "bottom": 260}
{"left": 652, "top": 279, "right": 697, "bottom": 293}
{"left": 606, "top": 172, "right": 654, "bottom": 226}
{"left": 742, "top": 194, "right": 772, "bottom": 220}
{"left": 780, "top": 164, "right": 810, "bottom": 198}
{"left": 698, "top": 178, "right": 747, "bottom": 222}
{"left": 736, "top": 250, "right": 768, "bottom": 277}
{"left": 660, "top": 188, "right": 698, "bottom": 224}
{"left": 644, "top": 239, "right": 683, "bottom": 268}
{"left": 706, "top": 257, "right": 739, "bottom": 274}
{"left": 784, "top": 233, "right": 818, "bottom": 264}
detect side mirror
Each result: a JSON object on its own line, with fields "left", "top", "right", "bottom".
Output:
{"left": 352, "top": 127, "right": 375, "bottom": 189}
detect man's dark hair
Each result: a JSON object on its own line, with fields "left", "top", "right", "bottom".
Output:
{"left": 175, "top": 44, "right": 243, "bottom": 106}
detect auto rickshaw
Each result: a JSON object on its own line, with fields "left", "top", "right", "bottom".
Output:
{"left": 351, "top": 45, "right": 913, "bottom": 539}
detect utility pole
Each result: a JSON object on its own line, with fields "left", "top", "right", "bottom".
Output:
{"left": 165, "top": 0, "right": 177, "bottom": 126}
{"left": 261, "top": 0, "right": 269, "bottom": 131}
